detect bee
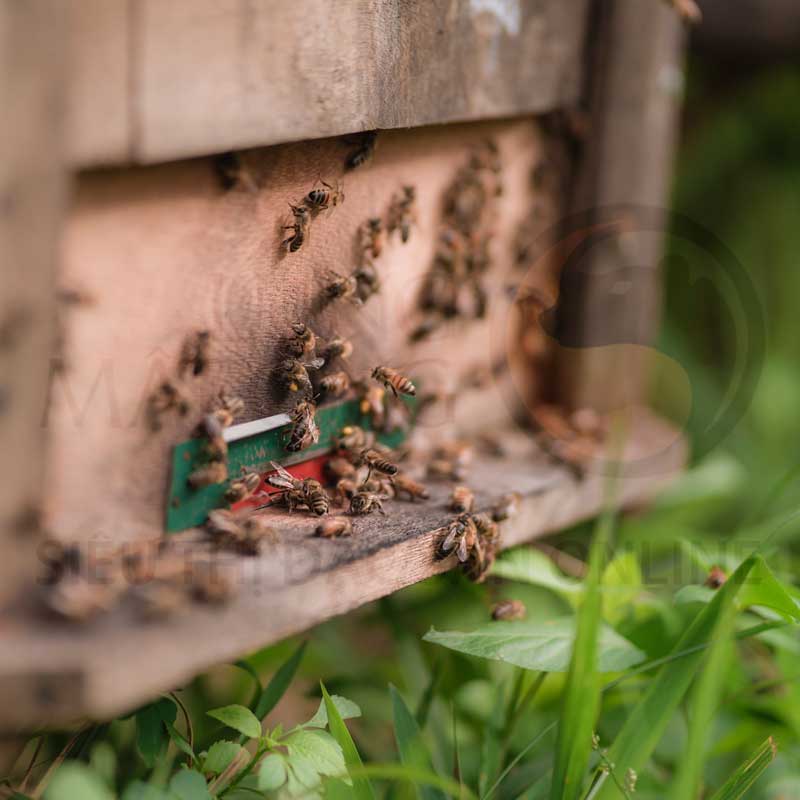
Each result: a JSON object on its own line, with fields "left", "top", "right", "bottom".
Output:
{"left": 146, "top": 380, "right": 190, "bottom": 431}
{"left": 282, "top": 204, "right": 311, "bottom": 252}
{"left": 663, "top": 0, "right": 701, "bottom": 23}
{"left": 491, "top": 599, "right": 526, "bottom": 621}
{"left": 333, "top": 478, "right": 359, "bottom": 506}
{"left": 491, "top": 492, "right": 520, "bottom": 522}
{"left": 333, "top": 425, "right": 374, "bottom": 454}
{"left": 349, "top": 491, "right": 386, "bottom": 516}
{"left": 188, "top": 460, "right": 229, "bottom": 489}
{"left": 302, "top": 180, "right": 345, "bottom": 212}
{"left": 197, "top": 412, "right": 228, "bottom": 462}
{"left": 449, "top": 485, "right": 475, "bottom": 513}
{"left": 179, "top": 330, "right": 211, "bottom": 377}
{"left": 388, "top": 185, "right": 417, "bottom": 243}
{"left": 316, "top": 517, "right": 353, "bottom": 538}
{"left": 361, "top": 217, "right": 384, "bottom": 259}
{"left": 354, "top": 261, "right": 381, "bottom": 302}
{"left": 345, "top": 130, "right": 377, "bottom": 170}
{"left": 268, "top": 461, "right": 329, "bottom": 515}
{"left": 435, "top": 441, "right": 473, "bottom": 469}
{"left": 427, "top": 458, "right": 466, "bottom": 482}
{"left": 325, "top": 456, "right": 357, "bottom": 482}
{"left": 281, "top": 356, "right": 324, "bottom": 395}
{"left": 212, "top": 391, "right": 246, "bottom": 428}
{"left": 391, "top": 473, "right": 429, "bottom": 501}
{"left": 325, "top": 273, "right": 361, "bottom": 304}
{"left": 444, "top": 169, "right": 486, "bottom": 234}
{"left": 705, "top": 566, "right": 727, "bottom": 589}
{"left": 358, "top": 448, "right": 398, "bottom": 477}
{"left": 213, "top": 151, "right": 258, "bottom": 191}
{"left": 319, "top": 371, "right": 351, "bottom": 398}
{"left": 43, "top": 575, "right": 117, "bottom": 623}
{"left": 224, "top": 468, "right": 263, "bottom": 504}
{"left": 436, "top": 514, "right": 478, "bottom": 562}
{"left": 189, "top": 564, "right": 234, "bottom": 605}
{"left": 358, "top": 383, "right": 386, "bottom": 426}
{"left": 286, "top": 400, "right": 320, "bottom": 452}
{"left": 207, "top": 509, "right": 277, "bottom": 556}
{"left": 323, "top": 336, "right": 353, "bottom": 362}
{"left": 409, "top": 316, "right": 442, "bottom": 343}
{"left": 134, "top": 581, "right": 188, "bottom": 621}
{"left": 371, "top": 366, "right": 416, "bottom": 397}
{"left": 288, "top": 323, "right": 317, "bottom": 358}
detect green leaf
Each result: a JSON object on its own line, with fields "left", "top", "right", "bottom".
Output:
{"left": 201, "top": 740, "right": 242, "bottom": 775}
{"left": 44, "top": 763, "right": 114, "bottom": 800}
{"left": 164, "top": 722, "right": 196, "bottom": 765}
{"left": 322, "top": 682, "right": 376, "bottom": 800}
{"left": 492, "top": 548, "right": 581, "bottom": 600}
{"left": 708, "top": 738, "right": 777, "bottom": 800}
{"left": 121, "top": 781, "right": 169, "bottom": 800}
{"left": 258, "top": 753, "right": 288, "bottom": 791}
{"left": 738, "top": 557, "right": 800, "bottom": 620}
{"left": 135, "top": 698, "right": 178, "bottom": 767}
{"left": 207, "top": 705, "right": 262, "bottom": 740}
{"left": 253, "top": 641, "right": 307, "bottom": 722}
{"left": 390, "top": 685, "right": 446, "bottom": 800}
{"left": 168, "top": 769, "right": 211, "bottom": 800}
{"left": 285, "top": 729, "right": 346, "bottom": 779}
{"left": 423, "top": 618, "right": 644, "bottom": 673}
{"left": 305, "top": 695, "right": 362, "bottom": 729}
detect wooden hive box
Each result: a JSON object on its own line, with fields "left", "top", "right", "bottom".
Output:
{"left": 0, "top": 0, "right": 687, "bottom": 728}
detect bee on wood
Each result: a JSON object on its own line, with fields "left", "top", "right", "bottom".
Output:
{"left": 345, "top": 130, "right": 378, "bottom": 170}
{"left": 319, "top": 371, "right": 351, "bottom": 399}
{"left": 179, "top": 330, "right": 211, "bottom": 377}
{"left": 333, "top": 477, "right": 359, "bottom": 506}
{"left": 43, "top": 576, "right": 117, "bottom": 623}
{"left": 436, "top": 514, "right": 478, "bottom": 562}
{"left": 491, "top": 492, "right": 520, "bottom": 522}
{"left": 316, "top": 517, "right": 353, "bottom": 538}
{"left": 333, "top": 424, "right": 374, "bottom": 454}
{"left": 325, "top": 456, "right": 357, "bottom": 482}
{"left": 449, "top": 485, "right": 475, "bottom": 513}
{"left": 188, "top": 460, "right": 229, "bottom": 489}
{"left": 286, "top": 399, "right": 320, "bottom": 452}
{"left": 663, "top": 0, "right": 701, "bottom": 23}
{"left": 282, "top": 204, "right": 311, "bottom": 252}
{"left": 146, "top": 381, "right": 190, "bottom": 432}
{"left": 323, "top": 336, "right": 354, "bottom": 362}
{"left": 189, "top": 564, "right": 234, "bottom": 605}
{"left": 213, "top": 391, "right": 246, "bottom": 428}
{"left": 288, "top": 323, "right": 317, "bottom": 359}
{"left": 361, "top": 217, "right": 384, "bottom": 259}
{"left": 371, "top": 365, "right": 416, "bottom": 398}
{"left": 391, "top": 473, "right": 429, "bottom": 501}
{"left": 388, "top": 185, "right": 417, "bottom": 243}
{"left": 302, "top": 180, "right": 345, "bottom": 212}
{"left": 281, "top": 356, "right": 324, "bottom": 395}
{"left": 207, "top": 509, "right": 277, "bottom": 556}
{"left": 705, "top": 566, "right": 727, "bottom": 589}
{"left": 349, "top": 491, "right": 386, "bottom": 516}
{"left": 268, "top": 461, "right": 329, "bottom": 515}
{"left": 444, "top": 169, "right": 486, "bottom": 234}
{"left": 197, "top": 412, "right": 228, "bottom": 463}
{"left": 325, "top": 273, "right": 361, "bottom": 305}
{"left": 358, "top": 448, "right": 398, "bottom": 478}
{"left": 224, "top": 468, "right": 263, "bottom": 504}
{"left": 354, "top": 261, "right": 381, "bottom": 302}
{"left": 491, "top": 599, "right": 526, "bottom": 621}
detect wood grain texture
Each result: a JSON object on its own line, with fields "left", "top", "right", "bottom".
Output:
{"left": 0, "top": 2, "right": 68, "bottom": 605}
{"left": 64, "top": 0, "right": 590, "bottom": 166}
{"left": 0, "top": 410, "right": 686, "bottom": 728}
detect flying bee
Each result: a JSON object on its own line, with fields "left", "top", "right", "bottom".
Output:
{"left": 268, "top": 461, "right": 329, "bottom": 515}
{"left": 281, "top": 356, "right": 324, "bottom": 395}
{"left": 319, "top": 371, "right": 351, "bottom": 398}
{"left": 491, "top": 492, "right": 520, "bottom": 522}
{"left": 188, "top": 460, "right": 229, "bottom": 489}
{"left": 282, "top": 204, "right": 311, "bottom": 252}
{"left": 286, "top": 399, "right": 320, "bottom": 452}
{"left": 361, "top": 217, "right": 384, "bottom": 259}
{"left": 146, "top": 380, "right": 190, "bottom": 431}
{"left": 333, "top": 424, "right": 374, "bottom": 454}
{"left": 448, "top": 485, "right": 475, "bottom": 513}
{"left": 388, "top": 185, "right": 417, "bottom": 243}
{"left": 302, "top": 180, "right": 345, "bottom": 212}
{"left": 391, "top": 473, "right": 429, "bottom": 501}
{"left": 354, "top": 261, "right": 381, "bottom": 302}
{"left": 316, "top": 517, "right": 353, "bottom": 538}
{"left": 491, "top": 599, "right": 526, "bottom": 621}
{"left": 224, "top": 468, "right": 263, "bottom": 504}
{"left": 349, "top": 491, "right": 386, "bottom": 516}
{"left": 345, "top": 130, "right": 377, "bottom": 170}
{"left": 325, "top": 273, "right": 361, "bottom": 304}
{"left": 436, "top": 514, "right": 478, "bottom": 562}
{"left": 288, "top": 322, "right": 317, "bottom": 358}
{"left": 358, "top": 448, "right": 398, "bottom": 477}
{"left": 371, "top": 366, "right": 416, "bottom": 397}
{"left": 179, "top": 330, "right": 211, "bottom": 377}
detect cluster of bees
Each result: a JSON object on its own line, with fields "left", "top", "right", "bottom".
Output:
{"left": 410, "top": 140, "right": 501, "bottom": 343}
{"left": 531, "top": 403, "right": 608, "bottom": 479}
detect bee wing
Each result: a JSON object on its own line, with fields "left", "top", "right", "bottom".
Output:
{"left": 457, "top": 536, "right": 469, "bottom": 563}
{"left": 305, "top": 357, "right": 325, "bottom": 370}
{"left": 267, "top": 461, "right": 295, "bottom": 489}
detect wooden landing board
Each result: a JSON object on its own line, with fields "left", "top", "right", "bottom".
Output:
{"left": 0, "top": 411, "right": 686, "bottom": 729}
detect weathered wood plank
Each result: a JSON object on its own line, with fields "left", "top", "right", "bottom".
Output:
{"left": 0, "top": 2, "right": 67, "bottom": 605}
{"left": 0, "top": 410, "right": 685, "bottom": 728}
{"left": 65, "top": 0, "right": 590, "bottom": 166}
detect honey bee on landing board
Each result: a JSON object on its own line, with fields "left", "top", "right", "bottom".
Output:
{"left": 316, "top": 517, "right": 353, "bottom": 538}
{"left": 281, "top": 356, "right": 325, "bottom": 395}
{"left": 390, "top": 473, "right": 429, "bottom": 501}
{"left": 268, "top": 462, "right": 329, "bottom": 515}
{"left": 224, "top": 468, "right": 263, "bottom": 504}
{"left": 349, "top": 491, "right": 386, "bottom": 516}
{"left": 286, "top": 399, "right": 320, "bottom": 453}
{"left": 448, "top": 485, "right": 475, "bottom": 513}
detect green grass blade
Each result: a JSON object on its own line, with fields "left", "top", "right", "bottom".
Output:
{"left": 321, "top": 682, "right": 376, "bottom": 800}
{"left": 708, "top": 738, "right": 777, "bottom": 800}
{"left": 347, "top": 765, "right": 477, "bottom": 799}
{"left": 390, "top": 685, "right": 446, "bottom": 800}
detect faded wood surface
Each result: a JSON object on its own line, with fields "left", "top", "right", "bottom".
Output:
{"left": 0, "top": 410, "right": 686, "bottom": 728}
{"left": 66, "top": 0, "right": 590, "bottom": 166}
{"left": 0, "top": 2, "right": 67, "bottom": 605}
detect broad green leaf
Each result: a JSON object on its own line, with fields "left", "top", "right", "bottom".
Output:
{"left": 288, "top": 754, "right": 323, "bottom": 791}
{"left": 207, "top": 704, "right": 262, "bottom": 740}
{"left": 258, "top": 753, "right": 288, "bottom": 791}
{"left": 44, "top": 763, "right": 114, "bottom": 800}
{"left": 322, "top": 682, "right": 375, "bottom": 800}
{"left": 135, "top": 698, "right": 177, "bottom": 767}
{"left": 164, "top": 722, "right": 196, "bottom": 765}
{"left": 492, "top": 548, "right": 581, "bottom": 600}
{"left": 674, "top": 585, "right": 716, "bottom": 606}
{"left": 286, "top": 729, "right": 346, "bottom": 779}
{"left": 423, "top": 618, "right": 644, "bottom": 673}
{"left": 121, "top": 781, "right": 169, "bottom": 800}
{"left": 708, "top": 738, "right": 776, "bottom": 800}
{"left": 253, "top": 641, "right": 307, "bottom": 722}
{"left": 168, "top": 769, "right": 211, "bottom": 800}
{"left": 601, "top": 551, "right": 642, "bottom": 624}
{"left": 390, "top": 685, "right": 445, "bottom": 800}
{"left": 305, "top": 695, "right": 362, "bottom": 729}
{"left": 201, "top": 740, "right": 242, "bottom": 775}
{"left": 738, "top": 557, "right": 800, "bottom": 620}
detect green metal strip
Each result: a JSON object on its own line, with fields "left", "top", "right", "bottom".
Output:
{"left": 166, "top": 396, "right": 414, "bottom": 532}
